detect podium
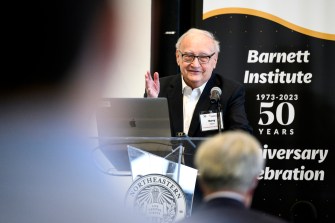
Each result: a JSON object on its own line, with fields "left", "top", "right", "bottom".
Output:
{"left": 92, "top": 136, "right": 206, "bottom": 222}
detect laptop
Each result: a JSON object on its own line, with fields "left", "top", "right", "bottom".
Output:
{"left": 94, "top": 98, "right": 174, "bottom": 172}
{"left": 96, "top": 98, "right": 171, "bottom": 138}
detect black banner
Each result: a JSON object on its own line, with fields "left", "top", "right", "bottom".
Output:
{"left": 198, "top": 2, "right": 335, "bottom": 222}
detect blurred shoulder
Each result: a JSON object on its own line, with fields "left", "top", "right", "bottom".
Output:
{"left": 181, "top": 206, "right": 288, "bottom": 223}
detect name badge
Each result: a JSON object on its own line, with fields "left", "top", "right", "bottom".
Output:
{"left": 200, "top": 111, "right": 223, "bottom": 132}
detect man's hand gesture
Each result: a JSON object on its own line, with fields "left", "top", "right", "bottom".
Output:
{"left": 145, "top": 71, "right": 160, "bottom": 98}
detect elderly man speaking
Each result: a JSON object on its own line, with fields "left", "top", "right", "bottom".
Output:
{"left": 145, "top": 28, "right": 252, "bottom": 139}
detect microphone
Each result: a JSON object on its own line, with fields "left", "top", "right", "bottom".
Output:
{"left": 210, "top": 87, "right": 222, "bottom": 103}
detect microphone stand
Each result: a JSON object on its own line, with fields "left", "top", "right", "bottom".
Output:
{"left": 210, "top": 87, "right": 223, "bottom": 133}
{"left": 216, "top": 100, "right": 222, "bottom": 133}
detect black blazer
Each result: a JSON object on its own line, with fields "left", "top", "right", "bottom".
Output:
{"left": 156, "top": 73, "right": 253, "bottom": 137}
{"left": 183, "top": 197, "right": 288, "bottom": 223}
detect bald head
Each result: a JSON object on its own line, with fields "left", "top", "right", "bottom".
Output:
{"left": 175, "top": 28, "right": 220, "bottom": 53}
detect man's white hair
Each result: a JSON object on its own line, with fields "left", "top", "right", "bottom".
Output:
{"left": 195, "top": 131, "right": 264, "bottom": 193}
{"left": 175, "top": 28, "right": 220, "bottom": 53}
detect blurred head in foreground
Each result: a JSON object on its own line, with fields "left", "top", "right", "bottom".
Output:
{"left": 2, "top": 0, "right": 117, "bottom": 118}
{"left": 195, "top": 131, "right": 264, "bottom": 207}
{"left": 0, "top": 1, "right": 135, "bottom": 223}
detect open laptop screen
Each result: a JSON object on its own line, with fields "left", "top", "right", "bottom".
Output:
{"left": 96, "top": 98, "right": 171, "bottom": 138}
{"left": 94, "top": 98, "right": 173, "bottom": 172}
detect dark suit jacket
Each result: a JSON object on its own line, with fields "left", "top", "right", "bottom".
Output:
{"left": 156, "top": 73, "right": 252, "bottom": 137}
{"left": 145, "top": 73, "right": 254, "bottom": 209}
{"left": 183, "top": 197, "right": 288, "bottom": 223}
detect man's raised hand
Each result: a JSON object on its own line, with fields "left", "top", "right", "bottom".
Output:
{"left": 145, "top": 71, "right": 160, "bottom": 98}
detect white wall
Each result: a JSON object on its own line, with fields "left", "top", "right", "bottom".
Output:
{"left": 104, "top": 0, "right": 151, "bottom": 98}
{"left": 94, "top": 0, "right": 152, "bottom": 197}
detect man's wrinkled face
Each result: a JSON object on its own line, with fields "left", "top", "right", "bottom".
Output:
{"left": 176, "top": 34, "right": 218, "bottom": 89}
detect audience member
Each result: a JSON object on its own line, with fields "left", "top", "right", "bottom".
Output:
{"left": 183, "top": 131, "right": 288, "bottom": 223}
{"left": 0, "top": 1, "right": 137, "bottom": 223}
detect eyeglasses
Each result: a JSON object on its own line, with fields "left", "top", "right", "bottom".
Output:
{"left": 178, "top": 50, "right": 215, "bottom": 64}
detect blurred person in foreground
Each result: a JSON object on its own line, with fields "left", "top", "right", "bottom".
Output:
{"left": 182, "top": 131, "right": 287, "bottom": 223}
{"left": 0, "top": 1, "right": 136, "bottom": 223}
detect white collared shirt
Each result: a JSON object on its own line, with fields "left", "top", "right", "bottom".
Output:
{"left": 182, "top": 77, "right": 207, "bottom": 134}
{"left": 204, "top": 191, "right": 245, "bottom": 204}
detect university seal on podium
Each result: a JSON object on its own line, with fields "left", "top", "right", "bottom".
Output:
{"left": 125, "top": 174, "right": 187, "bottom": 222}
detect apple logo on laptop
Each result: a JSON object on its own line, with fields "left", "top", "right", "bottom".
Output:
{"left": 129, "top": 118, "right": 136, "bottom": 127}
